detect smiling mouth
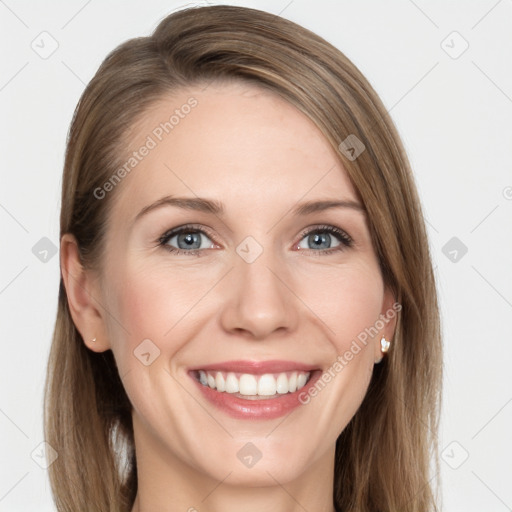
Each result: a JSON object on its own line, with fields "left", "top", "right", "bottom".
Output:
{"left": 193, "top": 369, "right": 312, "bottom": 400}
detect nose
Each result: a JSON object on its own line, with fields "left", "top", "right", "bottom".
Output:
{"left": 219, "top": 248, "right": 299, "bottom": 340}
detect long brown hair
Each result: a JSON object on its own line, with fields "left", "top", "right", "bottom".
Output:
{"left": 44, "top": 5, "right": 442, "bottom": 511}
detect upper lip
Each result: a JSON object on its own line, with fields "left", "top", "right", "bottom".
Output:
{"left": 189, "top": 360, "right": 319, "bottom": 375}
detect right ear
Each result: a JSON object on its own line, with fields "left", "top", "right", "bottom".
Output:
{"left": 60, "top": 233, "right": 111, "bottom": 352}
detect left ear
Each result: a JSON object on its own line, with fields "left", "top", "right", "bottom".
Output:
{"left": 374, "top": 286, "right": 398, "bottom": 363}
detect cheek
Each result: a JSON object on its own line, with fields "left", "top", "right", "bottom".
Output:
{"left": 105, "top": 260, "right": 219, "bottom": 368}
{"left": 294, "top": 260, "right": 384, "bottom": 349}
{"left": 117, "top": 273, "right": 173, "bottom": 343}
{"left": 102, "top": 263, "right": 175, "bottom": 373}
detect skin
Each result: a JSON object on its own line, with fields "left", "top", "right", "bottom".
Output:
{"left": 61, "top": 81, "right": 396, "bottom": 512}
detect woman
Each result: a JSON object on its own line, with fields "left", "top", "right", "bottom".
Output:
{"left": 44, "top": 5, "right": 442, "bottom": 511}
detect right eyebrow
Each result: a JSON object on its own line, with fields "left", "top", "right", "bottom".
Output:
{"left": 134, "top": 195, "right": 225, "bottom": 225}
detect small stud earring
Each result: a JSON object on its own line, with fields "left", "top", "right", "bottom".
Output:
{"left": 380, "top": 336, "right": 390, "bottom": 353}
{"left": 91, "top": 337, "right": 97, "bottom": 343}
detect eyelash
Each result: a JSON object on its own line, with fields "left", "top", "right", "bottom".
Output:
{"left": 157, "top": 223, "right": 353, "bottom": 256}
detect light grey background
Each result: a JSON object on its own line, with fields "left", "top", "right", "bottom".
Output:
{"left": 1, "top": 1, "right": 511, "bottom": 511}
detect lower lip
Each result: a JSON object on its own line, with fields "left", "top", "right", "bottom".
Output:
{"left": 190, "top": 370, "right": 321, "bottom": 420}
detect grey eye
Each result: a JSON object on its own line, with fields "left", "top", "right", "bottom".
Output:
{"left": 298, "top": 232, "right": 341, "bottom": 250}
{"left": 167, "top": 231, "right": 213, "bottom": 250}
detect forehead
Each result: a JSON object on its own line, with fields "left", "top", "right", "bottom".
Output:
{"left": 110, "top": 81, "right": 359, "bottom": 223}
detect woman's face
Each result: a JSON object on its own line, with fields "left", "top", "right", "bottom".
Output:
{"left": 94, "top": 81, "right": 395, "bottom": 486}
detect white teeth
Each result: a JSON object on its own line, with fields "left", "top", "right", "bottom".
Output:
{"left": 258, "top": 374, "right": 277, "bottom": 396}
{"left": 297, "top": 373, "right": 307, "bottom": 389}
{"left": 225, "top": 372, "right": 239, "bottom": 393}
{"left": 288, "top": 372, "right": 297, "bottom": 393}
{"left": 215, "top": 372, "right": 225, "bottom": 392}
{"left": 276, "top": 373, "right": 289, "bottom": 394}
{"left": 239, "top": 374, "right": 258, "bottom": 395}
{"left": 197, "top": 369, "right": 311, "bottom": 397}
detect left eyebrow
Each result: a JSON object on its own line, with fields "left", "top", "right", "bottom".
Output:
{"left": 291, "top": 199, "right": 365, "bottom": 216}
